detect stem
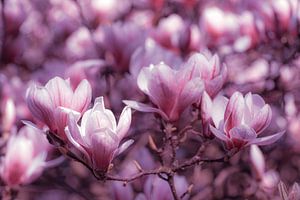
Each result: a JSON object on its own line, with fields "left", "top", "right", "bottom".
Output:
{"left": 167, "top": 175, "right": 180, "bottom": 200}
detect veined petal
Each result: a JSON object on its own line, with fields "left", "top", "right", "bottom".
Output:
{"left": 178, "top": 77, "right": 204, "bottom": 111}
{"left": 90, "top": 129, "right": 119, "bottom": 172}
{"left": 26, "top": 85, "right": 55, "bottom": 130}
{"left": 45, "top": 77, "right": 73, "bottom": 108}
{"left": 224, "top": 92, "right": 245, "bottom": 133}
{"left": 250, "top": 104, "right": 272, "bottom": 134}
{"left": 71, "top": 79, "right": 92, "bottom": 113}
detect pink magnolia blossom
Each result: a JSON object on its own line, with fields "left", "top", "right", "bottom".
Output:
{"left": 208, "top": 92, "right": 284, "bottom": 150}
{"left": 0, "top": 125, "right": 61, "bottom": 186}
{"left": 26, "top": 76, "right": 92, "bottom": 139}
{"left": 125, "top": 53, "right": 226, "bottom": 121}
{"left": 124, "top": 58, "right": 204, "bottom": 121}
{"left": 65, "top": 97, "right": 132, "bottom": 173}
{"left": 186, "top": 53, "right": 227, "bottom": 98}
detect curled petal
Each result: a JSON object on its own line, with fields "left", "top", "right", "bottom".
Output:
{"left": 66, "top": 110, "right": 86, "bottom": 146}
{"left": 65, "top": 126, "right": 91, "bottom": 163}
{"left": 115, "top": 139, "right": 134, "bottom": 156}
{"left": 123, "top": 100, "right": 169, "bottom": 120}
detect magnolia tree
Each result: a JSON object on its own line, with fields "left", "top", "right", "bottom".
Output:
{"left": 0, "top": 0, "right": 300, "bottom": 200}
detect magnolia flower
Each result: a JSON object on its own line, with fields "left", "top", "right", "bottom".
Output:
{"left": 125, "top": 53, "right": 225, "bottom": 121}
{"left": 124, "top": 60, "right": 204, "bottom": 121}
{"left": 26, "top": 76, "right": 92, "bottom": 139}
{"left": 65, "top": 97, "right": 132, "bottom": 173}
{"left": 208, "top": 92, "right": 284, "bottom": 149}
{"left": 185, "top": 53, "right": 227, "bottom": 98}
{"left": 0, "top": 126, "right": 62, "bottom": 186}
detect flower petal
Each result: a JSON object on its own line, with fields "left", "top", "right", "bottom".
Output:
{"left": 250, "top": 104, "right": 272, "bottom": 134}
{"left": 209, "top": 125, "right": 228, "bottom": 141}
{"left": 71, "top": 79, "right": 92, "bottom": 113}
{"left": 123, "top": 100, "right": 169, "bottom": 120}
{"left": 116, "top": 106, "right": 132, "bottom": 139}
{"left": 224, "top": 92, "right": 245, "bottom": 133}
{"left": 250, "top": 145, "right": 265, "bottom": 178}
{"left": 248, "top": 131, "right": 285, "bottom": 146}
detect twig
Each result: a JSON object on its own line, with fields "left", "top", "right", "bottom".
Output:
{"left": 167, "top": 175, "right": 180, "bottom": 200}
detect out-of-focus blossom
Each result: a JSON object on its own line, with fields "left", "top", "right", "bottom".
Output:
{"left": 65, "top": 97, "right": 132, "bottom": 173}
{"left": 4, "top": 0, "right": 30, "bottom": 33}
{"left": 201, "top": 6, "right": 239, "bottom": 46}
{"left": 130, "top": 38, "right": 182, "bottom": 79}
{"left": 250, "top": 145, "right": 279, "bottom": 191}
{"left": 26, "top": 76, "right": 92, "bottom": 139}
{"left": 96, "top": 22, "right": 147, "bottom": 72}
{"left": 0, "top": 125, "right": 58, "bottom": 186}
{"left": 65, "top": 59, "right": 105, "bottom": 89}
{"left": 136, "top": 175, "right": 189, "bottom": 200}
{"left": 125, "top": 55, "right": 205, "bottom": 121}
{"left": 65, "top": 27, "right": 98, "bottom": 61}
{"left": 209, "top": 92, "right": 284, "bottom": 149}
{"left": 1, "top": 96, "right": 16, "bottom": 133}
{"left": 152, "top": 14, "right": 202, "bottom": 54}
